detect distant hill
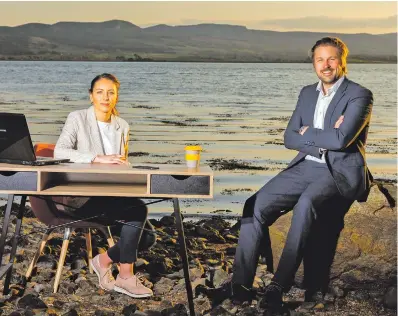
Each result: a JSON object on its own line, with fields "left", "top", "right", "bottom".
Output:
{"left": 0, "top": 20, "right": 396, "bottom": 62}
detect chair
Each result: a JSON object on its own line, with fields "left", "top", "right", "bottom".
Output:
{"left": 25, "top": 143, "right": 116, "bottom": 293}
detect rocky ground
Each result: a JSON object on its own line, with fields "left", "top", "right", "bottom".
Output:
{"left": 0, "top": 181, "right": 396, "bottom": 316}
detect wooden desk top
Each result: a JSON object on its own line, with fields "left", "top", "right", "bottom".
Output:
{"left": 0, "top": 163, "right": 213, "bottom": 176}
{"left": 0, "top": 163, "right": 214, "bottom": 198}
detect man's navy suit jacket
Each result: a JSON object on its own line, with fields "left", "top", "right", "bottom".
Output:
{"left": 283, "top": 77, "right": 373, "bottom": 202}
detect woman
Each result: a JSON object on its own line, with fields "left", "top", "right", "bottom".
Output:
{"left": 54, "top": 73, "right": 155, "bottom": 298}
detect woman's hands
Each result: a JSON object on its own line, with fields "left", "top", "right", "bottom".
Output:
{"left": 93, "top": 154, "right": 127, "bottom": 164}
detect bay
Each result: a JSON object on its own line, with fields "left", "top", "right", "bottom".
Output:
{"left": 0, "top": 61, "right": 396, "bottom": 215}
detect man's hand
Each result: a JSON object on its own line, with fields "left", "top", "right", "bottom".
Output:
{"left": 93, "top": 154, "right": 127, "bottom": 165}
{"left": 299, "top": 126, "right": 309, "bottom": 135}
{"left": 334, "top": 115, "right": 344, "bottom": 128}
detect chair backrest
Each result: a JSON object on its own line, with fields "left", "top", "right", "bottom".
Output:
{"left": 29, "top": 143, "right": 64, "bottom": 225}
{"left": 34, "top": 143, "right": 55, "bottom": 158}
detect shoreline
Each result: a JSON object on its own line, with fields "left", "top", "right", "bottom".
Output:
{"left": 0, "top": 59, "right": 396, "bottom": 64}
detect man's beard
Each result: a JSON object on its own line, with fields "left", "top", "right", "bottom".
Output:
{"left": 318, "top": 68, "right": 342, "bottom": 85}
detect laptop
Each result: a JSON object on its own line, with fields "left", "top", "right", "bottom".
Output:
{"left": 0, "top": 113, "right": 70, "bottom": 166}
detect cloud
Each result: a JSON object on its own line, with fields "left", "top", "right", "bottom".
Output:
{"left": 259, "top": 15, "right": 397, "bottom": 30}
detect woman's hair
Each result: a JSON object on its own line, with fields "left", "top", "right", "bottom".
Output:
{"left": 309, "top": 37, "right": 349, "bottom": 75}
{"left": 89, "top": 73, "right": 120, "bottom": 116}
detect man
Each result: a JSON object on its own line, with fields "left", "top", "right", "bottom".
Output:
{"left": 217, "top": 37, "right": 373, "bottom": 309}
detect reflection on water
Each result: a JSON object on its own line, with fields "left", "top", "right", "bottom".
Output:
{"left": 0, "top": 61, "right": 396, "bottom": 214}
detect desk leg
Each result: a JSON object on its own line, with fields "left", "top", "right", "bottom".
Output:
{"left": 173, "top": 198, "right": 195, "bottom": 316}
{"left": 0, "top": 194, "right": 14, "bottom": 267}
{"left": 3, "top": 195, "right": 26, "bottom": 294}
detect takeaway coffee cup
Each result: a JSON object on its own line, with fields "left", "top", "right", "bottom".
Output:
{"left": 185, "top": 145, "right": 202, "bottom": 169}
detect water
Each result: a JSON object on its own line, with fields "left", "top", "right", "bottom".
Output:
{"left": 0, "top": 61, "right": 396, "bottom": 215}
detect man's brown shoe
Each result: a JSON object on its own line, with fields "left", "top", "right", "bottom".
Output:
{"left": 91, "top": 254, "right": 115, "bottom": 291}
{"left": 114, "top": 273, "right": 153, "bottom": 298}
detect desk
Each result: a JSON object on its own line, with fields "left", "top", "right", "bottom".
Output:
{"left": 0, "top": 162, "right": 213, "bottom": 315}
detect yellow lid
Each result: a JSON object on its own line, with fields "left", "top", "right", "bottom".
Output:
{"left": 185, "top": 145, "right": 202, "bottom": 151}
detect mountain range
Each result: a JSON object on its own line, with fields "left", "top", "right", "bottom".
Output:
{"left": 0, "top": 20, "right": 396, "bottom": 62}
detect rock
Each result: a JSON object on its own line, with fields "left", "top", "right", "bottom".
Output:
{"left": 35, "top": 271, "right": 55, "bottom": 284}
{"left": 74, "top": 276, "right": 87, "bottom": 284}
{"left": 166, "top": 271, "right": 184, "bottom": 280}
{"left": 133, "top": 312, "right": 149, "bottom": 316}
{"left": 135, "top": 258, "right": 149, "bottom": 269}
{"left": 346, "top": 290, "right": 370, "bottom": 301}
{"left": 153, "top": 277, "right": 175, "bottom": 296}
{"left": 122, "top": 304, "right": 138, "bottom": 315}
{"left": 211, "top": 268, "right": 229, "bottom": 288}
{"left": 59, "top": 282, "right": 78, "bottom": 295}
{"left": 220, "top": 299, "right": 238, "bottom": 314}
{"left": 71, "top": 258, "right": 87, "bottom": 270}
{"left": 191, "top": 277, "right": 207, "bottom": 290}
{"left": 61, "top": 302, "right": 80, "bottom": 312}
{"left": 224, "top": 234, "right": 238, "bottom": 242}
{"left": 160, "top": 215, "right": 176, "bottom": 226}
{"left": 145, "top": 310, "right": 161, "bottom": 316}
{"left": 62, "top": 309, "right": 79, "bottom": 316}
{"left": 225, "top": 247, "right": 236, "bottom": 256}
{"left": 207, "top": 305, "right": 234, "bottom": 316}
{"left": 47, "top": 308, "right": 59, "bottom": 316}
{"left": 77, "top": 279, "right": 93, "bottom": 291}
{"left": 323, "top": 292, "right": 335, "bottom": 303}
{"left": 17, "top": 294, "right": 47, "bottom": 309}
{"left": 53, "top": 300, "right": 65, "bottom": 308}
{"left": 193, "top": 296, "right": 212, "bottom": 314}
{"left": 298, "top": 301, "right": 317, "bottom": 311}
{"left": 10, "top": 272, "right": 25, "bottom": 285}
{"left": 197, "top": 218, "right": 231, "bottom": 232}
{"left": 383, "top": 286, "right": 397, "bottom": 309}
{"left": 160, "top": 303, "right": 188, "bottom": 316}
{"left": 205, "top": 259, "right": 220, "bottom": 266}
{"left": 149, "top": 218, "right": 162, "bottom": 228}
{"left": 331, "top": 285, "right": 345, "bottom": 298}
{"left": 181, "top": 267, "right": 203, "bottom": 282}
{"left": 34, "top": 283, "right": 46, "bottom": 293}
{"left": 159, "top": 300, "right": 173, "bottom": 309}
{"left": 236, "top": 306, "right": 258, "bottom": 316}
{"left": 195, "top": 226, "right": 226, "bottom": 243}
{"left": 195, "top": 239, "right": 207, "bottom": 250}
{"left": 94, "top": 310, "right": 115, "bottom": 316}
{"left": 148, "top": 258, "right": 175, "bottom": 276}
{"left": 36, "top": 255, "right": 57, "bottom": 270}
{"left": 164, "top": 237, "right": 177, "bottom": 245}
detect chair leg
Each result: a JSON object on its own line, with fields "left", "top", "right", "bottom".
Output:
{"left": 53, "top": 228, "right": 72, "bottom": 293}
{"left": 85, "top": 229, "right": 93, "bottom": 274}
{"left": 25, "top": 228, "right": 54, "bottom": 279}
{"left": 106, "top": 226, "right": 115, "bottom": 248}
{"left": 98, "top": 226, "right": 116, "bottom": 248}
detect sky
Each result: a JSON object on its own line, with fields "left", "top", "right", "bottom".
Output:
{"left": 1, "top": 1, "right": 397, "bottom": 34}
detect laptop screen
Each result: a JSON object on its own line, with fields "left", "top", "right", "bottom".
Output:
{"left": 0, "top": 113, "right": 36, "bottom": 162}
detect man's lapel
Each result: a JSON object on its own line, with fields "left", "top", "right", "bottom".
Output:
{"left": 307, "top": 85, "right": 320, "bottom": 126}
{"left": 87, "top": 106, "right": 105, "bottom": 155}
{"left": 324, "top": 78, "right": 349, "bottom": 128}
